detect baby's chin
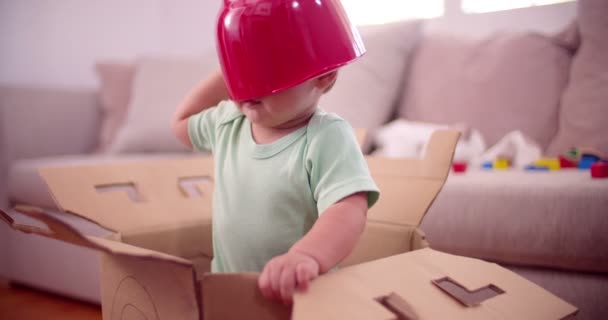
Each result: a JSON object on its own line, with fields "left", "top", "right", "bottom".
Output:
{"left": 244, "top": 112, "right": 285, "bottom": 129}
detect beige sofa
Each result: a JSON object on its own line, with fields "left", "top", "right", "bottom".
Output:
{"left": 1, "top": 1, "right": 607, "bottom": 318}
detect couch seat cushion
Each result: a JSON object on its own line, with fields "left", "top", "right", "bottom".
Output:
{"left": 7, "top": 153, "right": 199, "bottom": 209}
{"left": 421, "top": 169, "right": 608, "bottom": 273}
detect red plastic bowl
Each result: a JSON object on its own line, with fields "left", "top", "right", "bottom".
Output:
{"left": 217, "top": 0, "right": 365, "bottom": 101}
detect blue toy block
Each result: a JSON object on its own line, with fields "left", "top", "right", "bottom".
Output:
{"left": 525, "top": 165, "right": 549, "bottom": 171}
{"left": 579, "top": 154, "right": 600, "bottom": 169}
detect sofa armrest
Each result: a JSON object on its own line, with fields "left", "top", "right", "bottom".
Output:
{"left": 0, "top": 86, "right": 101, "bottom": 161}
{"left": 0, "top": 86, "right": 101, "bottom": 209}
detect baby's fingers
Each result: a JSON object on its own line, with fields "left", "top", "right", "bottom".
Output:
{"left": 269, "top": 262, "right": 283, "bottom": 300}
{"left": 258, "top": 265, "right": 273, "bottom": 300}
{"left": 295, "top": 263, "right": 315, "bottom": 292}
{"left": 279, "top": 266, "right": 297, "bottom": 305}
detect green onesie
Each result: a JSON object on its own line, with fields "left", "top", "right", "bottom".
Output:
{"left": 188, "top": 100, "right": 379, "bottom": 272}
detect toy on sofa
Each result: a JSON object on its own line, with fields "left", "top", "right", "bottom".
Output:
{"left": 524, "top": 158, "right": 557, "bottom": 171}
{"left": 452, "top": 161, "right": 468, "bottom": 173}
{"left": 532, "top": 158, "right": 561, "bottom": 171}
{"left": 493, "top": 158, "right": 511, "bottom": 170}
{"left": 575, "top": 148, "right": 607, "bottom": 178}
{"left": 558, "top": 147, "right": 580, "bottom": 168}
{"left": 527, "top": 147, "right": 607, "bottom": 178}
{"left": 476, "top": 131, "right": 540, "bottom": 170}
{"left": 591, "top": 161, "right": 608, "bottom": 179}
{"left": 480, "top": 157, "right": 512, "bottom": 170}
{"left": 557, "top": 147, "right": 604, "bottom": 169}
{"left": 579, "top": 153, "right": 601, "bottom": 169}
{"left": 558, "top": 155, "right": 578, "bottom": 168}
{"left": 524, "top": 164, "right": 550, "bottom": 171}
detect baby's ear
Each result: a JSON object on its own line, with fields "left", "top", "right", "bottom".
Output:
{"left": 315, "top": 71, "right": 338, "bottom": 93}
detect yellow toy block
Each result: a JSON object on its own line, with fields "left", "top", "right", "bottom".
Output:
{"left": 534, "top": 158, "right": 561, "bottom": 171}
{"left": 493, "top": 158, "right": 511, "bottom": 170}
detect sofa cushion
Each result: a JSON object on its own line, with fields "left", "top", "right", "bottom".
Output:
{"left": 398, "top": 31, "right": 573, "bottom": 151}
{"left": 508, "top": 264, "right": 608, "bottom": 320}
{"left": 547, "top": 0, "right": 608, "bottom": 156}
{"left": 420, "top": 170, "right": 608, "bottom": 273}
{"left": 107, "top": 54, "right": 219, "bottom": 153}
{"left": 7, "top": 154, "right": 199, "bottom": 209}
{"left": 0, "top": 86, "right": 100, "bottom": 159}
{"left": 320, "top": 20, "right": 422, "bottom": 147}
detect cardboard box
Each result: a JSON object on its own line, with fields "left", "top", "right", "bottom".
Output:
{"left": 1, "top": 130, "right": 578, "bottom": 319}
{"left": 40, "top": 156, "right": 216, "bottom": 271}
{"left": 294, "top": 247, "right": 578, "bottom": 319}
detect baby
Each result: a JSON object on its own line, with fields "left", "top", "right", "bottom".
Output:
{"left": 171, "top": 0, "right": 379, "bottom": 305}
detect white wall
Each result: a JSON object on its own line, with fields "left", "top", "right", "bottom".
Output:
{"left": 0, "top": 0, "right": 221, "bottom": 89}
{"left": 0, "top": 0, "right": 577, "bottom": 89}
{"left": 426, "top": 1, "right": 577, "bottom": 37}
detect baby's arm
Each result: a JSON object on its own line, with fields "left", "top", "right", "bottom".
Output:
{"left": 171, "top": 69, "right": 230, "bottom": 148}
{"left": 258, "top": 192, "right": 368, "bottom": 304}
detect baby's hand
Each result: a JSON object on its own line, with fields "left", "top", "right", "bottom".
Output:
{"left": 258, "top": 250, "right": 320, "bottom": 305}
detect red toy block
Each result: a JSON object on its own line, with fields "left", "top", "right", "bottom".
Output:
{"left": 591, "top": 161, "right": 608, "bottom": 178}
{"left": 558, "top": 155, "right": 578, "bottom": 168}
{"left": 452, "top": 161, "right": 468, "bottom": 173}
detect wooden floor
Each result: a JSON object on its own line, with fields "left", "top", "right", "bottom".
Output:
{"left": 0, "top": 281, "right": 101, "bottom": 320}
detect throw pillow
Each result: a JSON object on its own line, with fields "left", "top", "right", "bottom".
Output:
{"left": 547, "top": 0, "right": 608, "bottom": 156}
{"left": 398, "top": 30, "right": 574, "bottom": 151}
{"left": 106, "top": 53, "right": 219, "bottom": 153}
{"left": 319, "top": 20, "right": 422, "bottom": 148}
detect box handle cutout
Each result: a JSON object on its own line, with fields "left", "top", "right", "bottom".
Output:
{"left": 432, "top": 277, "right": 505, "bottom": 307}
{"left": 178, "top": 176, "right": 212, "bottom": 198}
{"left": 375, "top": 292, "right": 418, "bottom": 320}
{"left": 95, "top": 183, "right": 144, "bottom": 202}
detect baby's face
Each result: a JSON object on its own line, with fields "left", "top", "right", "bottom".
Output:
{"left": 237, "top": 77, "right": 321, "bottom": 129}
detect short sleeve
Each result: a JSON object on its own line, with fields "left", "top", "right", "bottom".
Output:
{"left": 188, "top": 100, "right": 240, "bottom": 152}
{"left": 307, "top": 120, "right": 380, "bottom": 214}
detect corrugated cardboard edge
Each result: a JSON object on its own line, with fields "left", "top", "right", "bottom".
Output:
{"left": 2, "top": 205, "right": 193, "bottom": 268}
{"left": 413, "top": 130, "right": 460, "bottom": 227}
{"left": 355, "top": 128, "right": 368, "bottom": 148}
{"left": 36, "top": 168, "right": 121, "bottom": 233}
{"left": 365, "top": 130, "right": 460, "bottom": 227}
{"left": 27, "top": 202, "right": 121, "bottom": 235}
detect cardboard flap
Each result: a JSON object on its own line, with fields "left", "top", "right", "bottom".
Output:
{"left": 202, "top": 273, "right": 290, "bottom": 320}
{"left": 2, "top": 205, "right": 97, "bottom": 249}
{"left": 355, "top": 128, "right": 368, "bottom": 149}
{"left": 101, "top": 254, "right": 199, "bottom": 320}
{"left": 293, "top": 248, "right": 578, "bottom": 320}
{"left": 39, "top": 157, "right": 214, "bottom": 234}
{"left": 366, "top": 130, "right": 460, "bottom": 226}
{"left": 2, "top": 206, "right": 192, "bottom": 267}
{"left": 340, "top": 222, "right": 420, "bottom": 267}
